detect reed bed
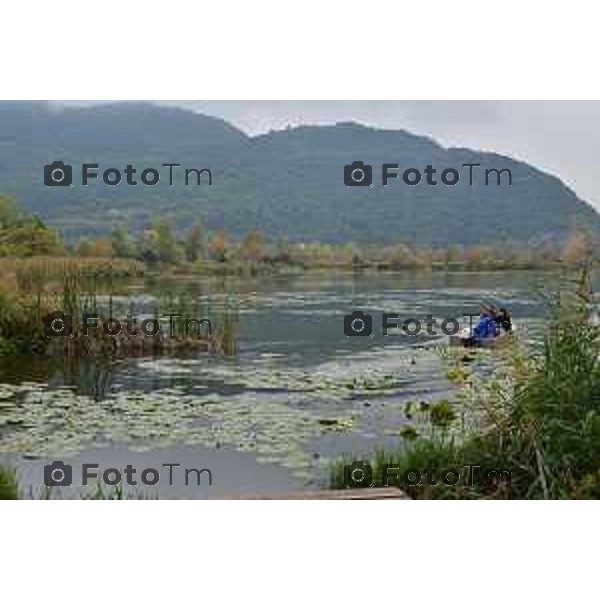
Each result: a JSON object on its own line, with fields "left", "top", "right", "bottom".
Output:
{"left": 0, "top": 256, "right": 237, "bottom": 357}
{"left": 330, "top": 267, "right": 600, "bottom": 499}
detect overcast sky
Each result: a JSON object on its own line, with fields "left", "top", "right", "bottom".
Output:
{"left": 60, "top": 100, "right": 600, "bottom": 211}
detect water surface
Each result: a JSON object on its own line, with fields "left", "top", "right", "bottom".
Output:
{"left": 0, "top": 270, "right": 552, "bottom": 497}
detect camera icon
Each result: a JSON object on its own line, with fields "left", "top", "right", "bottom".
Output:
{"left": 344, "top": 461, "right": 373, "bottom": 488}
{"left": 344, "top": 161, "right": 373, "bottom": 187}
{"left": 43, "top": 311, "right": 74, "bottom": 338}
{"left": 44, "top": 461, "right": 73, "bottom": 487}
{"left": 44, "top": 161, "right": 73, "bottom": 187}
{"left": 344, "top": 310, "right": 373, "bottom": 337}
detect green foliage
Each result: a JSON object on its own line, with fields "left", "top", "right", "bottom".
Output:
{"left": 239, "top": 229, "right": 264, "bottom": 261}
{"left": 183, "top": 222, "right": 205, "bottom": 262}
{"left": 331, "top": 267, "right": 600, "bottom": 499}
{"left": 0, "top": 290, "right": 48, "bottom": 354}
{"left": 429, "top": 399, "right": 457, "bottom": 429}
{"left": 0, "top": 196, "right": 63, "bottom": 257}
{"left": 0, "top": 464, "right": 19, "bottom": 500}
{"left": 3, "top": 104, "right": 600, "bottom": 246}
{"left": 0, "top": 253, "right": 236, "bottom": 357}
{"left": 81, "top": 483, "right": 125, "bottom": 500}
{"left": 400, "top": 425, "right": 418, "bottom": 441}
{"left": 0, "top": 467, "right": 155, "bottom": 499}
{"left": 2, "top": 193, "right": 585, "bottom": 272}
{"left": 0, "top": 196, "right": 20, "bottom": 228}
{"left": 111, "top": 226, "right": 136, "bottom": 258}
{"left": 152, "top": 217, "right": 181, "bottom": 263}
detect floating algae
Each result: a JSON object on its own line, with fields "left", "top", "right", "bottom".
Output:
{"left": 0, "top": 382, "right": 361, "bottom": 479}
{"left": 0, "top": 345, "right": 450, "bottom": 479}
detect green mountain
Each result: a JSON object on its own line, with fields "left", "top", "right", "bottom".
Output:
{"left": 0, "top": 101, "right": 597, "bottom": 246}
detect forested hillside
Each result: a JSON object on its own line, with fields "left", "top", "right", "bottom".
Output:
{"left": 0, "top": 102, "right": 597, "bottom": 246}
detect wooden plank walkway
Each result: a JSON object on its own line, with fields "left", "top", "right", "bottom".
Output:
{"left": 221, "top": 488, "right": 409, "bottom": 500}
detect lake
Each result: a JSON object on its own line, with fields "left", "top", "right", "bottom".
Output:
{"left": 0, "top": 270, "right": 553, "bottom": 498}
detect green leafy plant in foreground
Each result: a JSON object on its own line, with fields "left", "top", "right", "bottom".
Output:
{"left": 0, "top": 464, "right": 19, "bottom": 500}
{"left": 0, "top": 467, "right": 155, "bottom": 500}
{"left": 331, "top": 266, "right": 600, "bottom": 499}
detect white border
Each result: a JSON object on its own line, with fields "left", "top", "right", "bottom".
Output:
{"left": 3, "top": 1, "right": 600, "bottom": 99}
{"left": 3, "top": 501, "right": 598, "bottom": 598}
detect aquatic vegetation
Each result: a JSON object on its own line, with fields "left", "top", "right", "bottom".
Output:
{"left": 0, "top": 465, "right": 154, "bottom": 499}
{"left": 429, "top": 399, "right": 457, "bottom": 429}
{"left": 0, "top": 343, "right": 451, "bottom": 485}
{"left": 0, "top": 257, "right": 144, "bottom": 294}
{"left": 135, "top": 350, "right": 437, "bottom": 402}
{"left": 399, "top": 425, "right": 418, "bottom": 441}
{"left": 318, "top": 417, "right": 354, "bottom": 432}
{"left": 0, "top": 290, "right": 52, "bottom": 354}
{"left": 331, "top": 269, "right": 600, "bottom": 498}
{"left": 446, "top": 364, "right": 471, "bottom": 383}
{"left": 212, "top": 304, "right": 238, "bottom": 356}
{"left": 1, "top": 263, "right": 238, "bottom": 358}
{"left": 80, "top": 482, "right": 154, "bottom": 500}
{"left": 0, "top": 383, "right": 353, "bottom": 479}
{"left": 0, "top": 464, "right": 19, "bottom": 499}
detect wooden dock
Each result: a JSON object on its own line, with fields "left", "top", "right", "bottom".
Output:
{"left": 221, "top": 488, "right": 409, "bottom": 500}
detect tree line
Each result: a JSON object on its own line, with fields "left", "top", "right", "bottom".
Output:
{"left": 0, "top": 195, "right": 597, "bottom": 269}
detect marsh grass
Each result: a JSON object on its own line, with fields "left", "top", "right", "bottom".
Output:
{"left": 0, "top": 256, "right": 238, "bottom": 358}
{"left": 0, "top": 257, "right": 138, "bottom": 355}
{"left": 156, "top": 290, "right": 210, "bottom": 340}
{"left": 80, "top": 482, "right": 155, "bottom": 500}
{"left": 331, "top": 266, "right": 600, "bottom": 499}
{"left": 212, "top": 302, "right": 238, "bottom": 356}
{"left": 0, "top": 464, "right": 19, "bottom": 500}
{"left": 0, "top": 290, "right": 48, "bottom": 354}
{"left": 0, "top": 468, "right": 155, "bottom": 500}
{"left": 0, "top": 257, "right": 144, "bottom": 291}
{"left": 153, "top": 290, "right": 238, "bottom": 356}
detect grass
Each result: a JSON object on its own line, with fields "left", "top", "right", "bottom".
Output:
{"left": 0, "top": 464, "right": 19, "bottom": 500}
{"left": 79, "top": 482, "right": 154, "bottom": 500}
{"left": 0, "top": 256, "right": 238, "bottom": 357}
{"left": 0, "top": 465, "right": 154, "bottom": 500}
{"left": 330, "top": 265, "right": 600, "bottom": 499}
{"left": 0, "top": 257, "right": 141, "bottom": 355}
{"left": 0, "top": 256, "right": 144, "bottom": 295}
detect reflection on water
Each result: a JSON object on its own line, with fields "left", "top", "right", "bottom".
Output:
{"left": 0, "top": 270, "right": 555, "bottom": 497}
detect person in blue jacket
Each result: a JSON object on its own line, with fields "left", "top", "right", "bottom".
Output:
{"left": 463, "top": 304, "right": 499, "bottom": 347}
{"left": 473, "top": 305, "right": 499, "bottom": 340}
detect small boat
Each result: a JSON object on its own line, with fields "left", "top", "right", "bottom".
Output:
{"left": 449, "top": 324, "right": 516, "bottom": 349}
